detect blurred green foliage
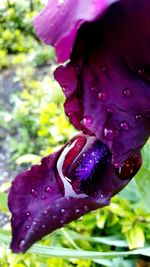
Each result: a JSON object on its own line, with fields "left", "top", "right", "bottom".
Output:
{"left": 0, "top": 0, "right": 53, "bottom": 68}
{"left": 0, "top": 0, "right": 150, "bottom": 267}
{"left": 3, "top": 65, "right": 75, "bottom": 161}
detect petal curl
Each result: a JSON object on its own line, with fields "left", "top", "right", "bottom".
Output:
{"left": 55, "top": 0, "right": 150, "bottom": 163}
{"left": 33, "top": 0, "right": 118, "bottom": 62}
{"left": 8, "top": 134, "right": 141, "bottom": 253}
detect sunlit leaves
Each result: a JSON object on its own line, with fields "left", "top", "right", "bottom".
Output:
{"left": 135, "top": 142, "right": 150, "bottom": 212}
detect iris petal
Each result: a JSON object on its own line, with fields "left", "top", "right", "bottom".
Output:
{"left": 33, "top": 0, "right": 118, "bottom": 62}
{"left": 8, "top": 134, "right": 141, "bottom": 253}
{"left": 54, "top": 0, "right": 150, "bottom": 163}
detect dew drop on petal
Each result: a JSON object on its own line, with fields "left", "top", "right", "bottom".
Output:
{"left": 107, "top": 106, "right": 114, "bottom": 113}
{"left": 61, "top": 208, "right": 66, "bottom": 214}
{"left": 122, "top": 88, "right": 132, "bottom": 97}
{"left": 26, "top": 212, "right": 30, "bottom": 217}
{"left": 91, "top": 86, "right": 97, "bottom": 91}
{"left": 45, "top": 186, "right": 51, "bottom": 194}
{"left": 98, "top": 91, "right": 107, "bottom": 100}
{"left": 115, "top": 152, "right": 142, "bottom": 180}
{"left": 120, "top": 121, "right": 129, "bottom": 130}
{"left": 31, "top": 189, "right": 37, "bottom": 197}
{"left": 62, "top": 86, "right": 69, "bottom": 93}
{"left": 43, "top": 210, "right": 48, "bottom": 215}
{"left": 24, "top": 225, "right": 30, "bottom": 231}
{"left": 83, "top": 115, "right": 93, "bottom": 128}
{"left": 41, "top": 195, "right": 46, "bottom": 200}
{"left": 134, "top": 113, "right": 143, "bottom": 121}
{"left": 103, "top": 127, "right": 114, "bottom": 140}
{"left": 75, "top": 209, "right": 80, "bottom": 214}
{"left": 19, "top": 240, "right": 25, "bottom": 250}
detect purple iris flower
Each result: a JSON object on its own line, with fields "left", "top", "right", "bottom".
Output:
{"left": 8, "top": 0, "right": 150, "bottom": 253}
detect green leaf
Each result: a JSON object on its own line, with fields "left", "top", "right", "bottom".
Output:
{"left": 0, "top": 192, "right": 8, "bottom": 211}
{"left": 142, "top": 142, "right": 150, "bottom": 170}
{"left": 63, "top": 230, "right": 128, "bottom": 247}
{"left": 119, "top": 180, "right": 140, "bottom": 202}
{"left": 135, "top": 142, "right": 150, "bottom": 211}
{"left": 16, "top": 154, "right": 41, "bottom": 165}
{"left": 0, "top": 229, "right": 150, "bottom": 260}
{"left": 125, "top": 224, "right": 145, "bottom": 249}
{"left": 93, "top": 259, "right": 113, "bottom": 267}
{"left": 135, "top": 166, "right": 150, "bottom": 212}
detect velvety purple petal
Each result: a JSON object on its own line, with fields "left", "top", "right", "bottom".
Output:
{"left": 8, "top": 134, "right": 141, "bottom": 253}
{"left": 55, "top": 0, "right": 150, "bottom": 163}
{"left": 33, "top": 0, "right": 118, "bottom": 62}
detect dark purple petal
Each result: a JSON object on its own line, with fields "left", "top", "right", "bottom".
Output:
{"left": 54, "top": 0, "right": 150, "bottom": 163}
{"left": 33, "top": 0, "right": 118, "bottom": 62}
{"left": 8, "top": 134, "right": 141, "bottom": 253}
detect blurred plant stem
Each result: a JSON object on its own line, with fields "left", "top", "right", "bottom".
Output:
{"left": 29, "top": 0, "right": 34, "bottom": 11}
{"left": 6, "top": 0, "right": 11, "bottom": 7}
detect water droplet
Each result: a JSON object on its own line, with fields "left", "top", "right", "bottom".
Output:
{"left": 60, "top": 220, "right": 64, "bottom": 224}
{"left": 120, "top": 121, "right": 129, "bottom": 130}
{"left": 114, "top": 162, "right": 119, "bottom": 168}
{"left": 45, "top": 186, "right": 51, "bottom": 194}
{"left": 107, "top": 107, "right": 114, "bottom": 113}
{"left": 98, "top": 91, "right": 107, "bottom": 100}
{"left": 134, "top": 113, "right": 143, "bottom": 121}
{"left": 33, "top": 221, "right": 38, "bottom": 226}
{"left": 61, "top": 208, "right": 66, "bottom": 214}
{"left": 103, "top": 127, "right": 113, "bottom": 140}
{"left": 24, "top": 225, "right": 30, "bottom": 231}
{"left": 31, "top": 189, "right": 37, "bottom": 197}
{"left": 115, "top": 152, "right": 142, "bottom": 180}
{"left": 26, "top": 212, "right": 31, "bottom": 217}
{"left": 19, "top": 240, "right": 25, "bottom": 249}
{"left": 122, "top": 88, "right": 132, "bottom": 97}
{"left": 91, "top": 85, "right": 97, "bottom": 91}
{"left": 53, "top": 215, "right": 57, "bottom": 219}
{"left": 41, "top": 195, "right": 46, "bottom": 200}
{"left": 43, "top": 210, "right": 48, "bottom": 215}
{"left": 62, "top": 86, "right": 69, "bottom": 93}
{"left": 67, "top": 111, "right": 72, "bottom": 117}
{"left": 75, "top": 209, "right": 80, "bottom": 214}
{"left": 83, "top": 115, "right": 93, "bottom": 127}
{"left": 56, "top": 203, "right": 60, "bottom": 207}
{"left": 138, "top": 68, "right": 144, "bottom": 75}
{"left": 42, "top": 224, "right": 46, "bottom": 229}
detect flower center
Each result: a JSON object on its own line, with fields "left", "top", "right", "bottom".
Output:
{"left": 55, "top": 134, "right": 111, "bottom": 198}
